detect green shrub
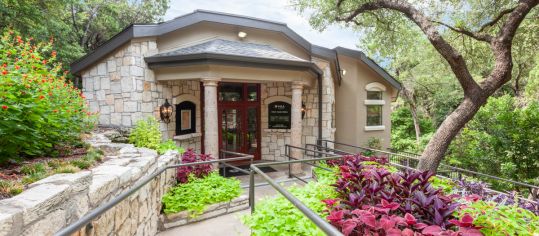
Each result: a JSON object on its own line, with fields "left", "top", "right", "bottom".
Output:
{"left": 0, "top": 179, "right": 23, "bottom": 196}
{"left": 20, "top": 162, "right": 46, "bottom": 175}
{"left": 429, "top": 176, "right": 456, "bottom": 194}
{"left": 54, "top": 164, "right": 80, "bottom": 174}
{"left": 21, "top": 171, "right": 47, "bottom": 185}
{"left": 458, "top": 200, "right": 539, "bottom": 235}
{"left": 0, "top": 32, "right": 95, "bottom": 162}
{"left": 242, "top": 172, "right": 337, "bottom": 235}
{"left": 129, "top": 117, "right": 162, "bottom": 150}
{"left": 157, "top": 139, "right": 185, "bottom": 155}
{"left": 162, "top": 172, "right": 242, "bottom": 216}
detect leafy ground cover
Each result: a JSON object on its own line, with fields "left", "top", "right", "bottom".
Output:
{"left": 128, "top": 117, "right": 184, "bottom": 154}
{"left": 243, "top": 154, "right": 539, "bottom": 236}
{"left": 0, "top": 147, "right": 103, "bottom": 199}
{"left": 162, "top": 149, "right": 241, "bottom": 217}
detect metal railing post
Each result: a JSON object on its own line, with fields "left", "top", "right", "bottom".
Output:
{"left": 249, "top": 168, "right": 255, "bottom": 213}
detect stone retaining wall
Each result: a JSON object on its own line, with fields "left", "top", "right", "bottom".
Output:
{"left": 159, "top": 195, "right": 249, "bottom": 230}
{"left": 0, "top": 133, "right": 178, "bottom": 236}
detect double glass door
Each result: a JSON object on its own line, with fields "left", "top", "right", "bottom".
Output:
{"left": 218, "top": 83, "right": 260, "bottom": 160}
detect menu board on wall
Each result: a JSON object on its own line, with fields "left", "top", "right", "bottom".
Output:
{"left": 268, "top": 101, "right": 291, "bottom": 129}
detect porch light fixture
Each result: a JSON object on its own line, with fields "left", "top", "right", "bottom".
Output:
{"left": 160, "top": 99, "right": 173, "bottom": 124}
{"left": 340, "top": 69, "right": 347, "bottom": 76}
{"left": 301, "top": 103, "right": 306, "bottom": 119}
{"left": 238, "top": 31, "right": 247, "bottom": 39}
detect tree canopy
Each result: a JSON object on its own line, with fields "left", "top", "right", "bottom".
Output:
{"left": 0, "top": 0, "right": 169, "bottom": 64}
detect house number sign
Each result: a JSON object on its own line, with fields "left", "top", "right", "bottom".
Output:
{"left": 268, "top": 101, "right": 291, "bottom": 129}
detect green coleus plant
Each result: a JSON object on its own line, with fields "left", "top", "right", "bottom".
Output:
{"left": 458, "top": 199, "right": 539, "bottom": 235}
{"left": 0, "top": 31, "right": 95, "bottom": 162}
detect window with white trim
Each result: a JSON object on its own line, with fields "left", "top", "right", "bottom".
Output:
{"left": 364, "top": 82, "right": 386, "bottom": 130}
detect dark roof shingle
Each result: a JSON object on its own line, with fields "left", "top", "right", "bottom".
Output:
{"left": 154, "top": 39, "right": 308, "bottom": 62}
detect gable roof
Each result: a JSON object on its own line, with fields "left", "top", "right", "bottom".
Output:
{"left": 70, "top": 9, "right": 401, "bottom": 90}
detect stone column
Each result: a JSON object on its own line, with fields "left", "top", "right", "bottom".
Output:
{"left": 290, "top": 81, "right": 304, "bottom": 174}
{"left": 202, "top": 78, "right": 220, "bottom": 159}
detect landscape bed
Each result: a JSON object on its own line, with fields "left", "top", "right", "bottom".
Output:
{"left": 243, "top": 154, "right": 539, "bottom": 236}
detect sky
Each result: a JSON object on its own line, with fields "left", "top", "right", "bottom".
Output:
{"left": 164, "top": 0, "right": 363, "bottom": 49}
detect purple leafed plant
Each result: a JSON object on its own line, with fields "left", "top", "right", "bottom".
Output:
{"left": 176, "top": 149, "right": 213, "bottom": 183}
{"left": 325, "top": 155, "right": 471, "bottom": 235}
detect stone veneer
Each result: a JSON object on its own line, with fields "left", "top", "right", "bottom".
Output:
{"left": 260, "top": 58, "right": 335, "bottom": 161}
{"left": 0, "top": 133, "right": 178, "bottom": 236}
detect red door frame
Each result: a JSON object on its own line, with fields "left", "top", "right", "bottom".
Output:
{"left": 217, "top": 83, "right": 261, "bottom": 161}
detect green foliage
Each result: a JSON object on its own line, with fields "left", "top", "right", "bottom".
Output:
{"left": 242, "top": 171, "right": 337, "bottom": 235}
{"left": 19, "top": 162, "right": 46, "bottom": 175}
{"left": 448, "top": 95, "right": 539, "bottom": 187}
{"left": 0, "top": 32, "right": 95, "bottom": 162}
{"left": 157, "top": 139, "right": 185, "bottom": 155}
{"left": 429, "top": 176, "right": 456, "bottom": 194}
{"left": 458, "top": 200, "right": 539, "bottom": 235}
{"left": 53, "top": 164, "right": 80, "bottom": 174}
{"left": 0, "top": 0, "right": 169, "bottom": 64}
{"left": 390, "top": 106, "right": 434, "bottom": 152}
{"left": 129, "top": 117, "right": 162, "bottom": 150}
{"left": 0, "top": 180, "right": 23, "bottom": 195}
{"left": 71, "top": 148, "right": 103, "bottom": 169}
{"left": 162, "top": 172, "right": 241, "bottom": 216}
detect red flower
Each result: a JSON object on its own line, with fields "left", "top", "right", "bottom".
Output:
{"left": 42, "top": 60, "right": 47, "bottom": 64}
{"left": 39, "top": 95, "right": 45, "bottom": 100}
{"left": 53, "top": 109, "right": 58, "bottom": 113}
{"left": 1, "top": 70, "right": 7, "bottom": 75}
{"left": 2, "top": 63, "right": 6, "bottom": 67}
{"left": 15, "top": 65, "right": 20, "bottom": 70}
{"left": 52, "top": 51, "right": 57, "bottom": 57}
{"left": 1, "top": 105, "right": 7, "bottom": 110}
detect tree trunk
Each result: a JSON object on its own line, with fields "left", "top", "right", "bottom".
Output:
{"left": 417, "top": 96, "right": 485, "bottom": 171}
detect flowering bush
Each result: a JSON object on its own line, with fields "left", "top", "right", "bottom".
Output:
{"left": 176, "top": 149, "right": 213, "bottom": 183}
{"left": 0, "top": 31, "right": 94, "bottom": 162}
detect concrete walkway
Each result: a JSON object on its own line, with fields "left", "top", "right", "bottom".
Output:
{"left": 158, "top": 168, "right": 308, "bottom": 236}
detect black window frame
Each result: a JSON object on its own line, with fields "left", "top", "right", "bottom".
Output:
{"left": 176, "top": 101, "right": 196, "bottom": 135}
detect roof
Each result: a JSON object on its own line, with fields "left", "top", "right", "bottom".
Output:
{"left": 71, "top": 9, "right": 401, "bottom": 90}
{"left": 145, "top": 39, "right": 321, "bottom": 74}
{"left": 152, "top": 39, "right": 308, "bottom": 62}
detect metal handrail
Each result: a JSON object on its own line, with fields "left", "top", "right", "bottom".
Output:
{"left": 319, "top": 139, "right": 539, "bottom": 191}
{"left": 249, "top": 154, "right": 347, "bottom": 236}
{"left": 55, "top": 154, "right": 253, "bottom": 236}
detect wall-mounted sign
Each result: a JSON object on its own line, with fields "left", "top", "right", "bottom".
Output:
{"left": 176, "top": 101, "right": 196, "bottom": 135}
{"left": 268, "top": 101, "right": 291, "bottom": 129}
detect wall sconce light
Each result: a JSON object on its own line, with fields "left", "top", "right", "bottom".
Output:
{"left": 238, "top": 31, "right": 247, "bottom": 39}
{"left": 160, "top": 99, "right": 173, "bottom": 124}
{"left": 340, "top": 69, "right": 347, "bottom": 76}
{"left": 301, "top": 102, "right": 306, "bottom": 119}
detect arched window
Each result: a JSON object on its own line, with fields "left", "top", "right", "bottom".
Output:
{"left": 176, "top": 101, "right": 196, "bottom": 135}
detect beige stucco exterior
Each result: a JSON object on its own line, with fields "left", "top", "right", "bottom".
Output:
{"left": 335, "top": 55, "right": 398, "bottom": 152}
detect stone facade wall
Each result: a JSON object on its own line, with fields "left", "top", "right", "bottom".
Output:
{"left": 81, "top": 38, "right": 172, "bottom": 130}
{"left": 260, "top": 59, "right": 335, "bottom": 161}
{"left": 164, "top": 80, "right": 202, "bottom": 153}
{"left": 0, "top": 133, "right": 178, "bottom": 236}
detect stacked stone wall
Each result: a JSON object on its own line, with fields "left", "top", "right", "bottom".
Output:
{"left": 0, "top": 133, "right": 178, "bottom": 236}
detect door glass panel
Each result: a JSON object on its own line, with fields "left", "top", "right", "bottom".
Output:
{"left": 246, "top": 107, "right": 257, "bottom": 154}
{"left": 219, "top": 83, "right": 243, "bottom": 101}
{"left": 221, "top": 108, "right": 242, "bottom": 152}
{"left": 247, "top": 84, "right": 258, "bottom": 101}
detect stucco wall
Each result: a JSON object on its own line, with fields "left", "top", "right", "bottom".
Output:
{"left": 0, "top": 133, "right": 178, "bottom": 236}
{"left": 335, "top": 55, "right": 397, "bottom": 152}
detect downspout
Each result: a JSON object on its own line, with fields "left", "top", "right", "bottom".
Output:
{"left": 317, "top": 73, "right": 323, "bottom": 148}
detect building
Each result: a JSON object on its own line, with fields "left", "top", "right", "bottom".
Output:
{"left": 71, "top": 10, "right": 401, "bottom": 165}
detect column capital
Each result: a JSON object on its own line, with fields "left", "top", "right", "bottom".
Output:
{"left": 201, "top": 77, "right": 221, "bottom": 87}
{"left": 291, "top": 81, "right": 305, "bottom": 90}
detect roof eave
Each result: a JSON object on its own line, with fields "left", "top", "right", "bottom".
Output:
{"left": 145, "top": 53, "right": 323, "bottom": 75}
